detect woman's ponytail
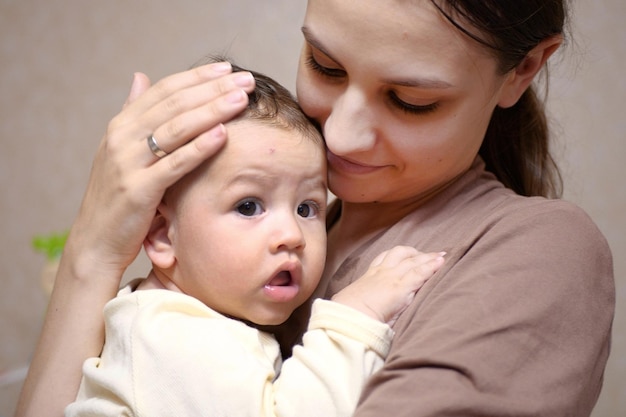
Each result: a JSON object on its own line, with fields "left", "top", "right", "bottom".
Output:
{"left": 481, "top": 86, "right": 562, "bottom": 198}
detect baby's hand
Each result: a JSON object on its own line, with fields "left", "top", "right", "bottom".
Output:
{"left": 331, "top": 246, "right": 445, "bottom": 326}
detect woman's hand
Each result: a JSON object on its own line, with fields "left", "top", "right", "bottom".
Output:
{"left": 69, "top": 62, "right": 255, "bottom": 281}
{"left": 15, "top": 62, "right": 255, "bottom": 417}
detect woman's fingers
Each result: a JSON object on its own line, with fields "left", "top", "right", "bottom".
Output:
{"left": 118, "top": 62, "right": 253, "bottom": 130}
{"left": 123, "top": 72, "right": 152, "bottom": 108}
{"left": 66, "top": 63, "right": 255, "bottom": 275}
{"left": 147, "top": 85, "right": 251, "bottom": 156}
{"left": 149, "top": 124, "right": 228, "bottom": 189}
{"left": 108, "top": 64, "right": 255, "bottom": 170}
{"left": 121, "top": 62, "right": 233, "bottom": 115}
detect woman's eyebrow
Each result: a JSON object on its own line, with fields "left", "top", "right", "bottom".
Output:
{"left": 301, "top": 26, "right": 340, "bottom": 63}
{"left": 386, "top": 77, "right": 453, "bottom": 90}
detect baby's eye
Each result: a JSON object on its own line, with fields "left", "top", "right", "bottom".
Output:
{"left": 297, "top": 202, "right": 319, "bottom": 218}
{"left": 236, "top": 199, "right": 263, "bottom": 217}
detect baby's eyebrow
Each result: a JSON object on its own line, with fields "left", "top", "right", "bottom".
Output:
{"left": 223, "top": 171, "right": 274, "bottom": 187}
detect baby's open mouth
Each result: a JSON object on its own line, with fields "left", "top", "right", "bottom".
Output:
{"left": 266, "top": 271, "right": 293, "bottom": 287}
{"left": 263, "top": 265, "right": 301, "bottom": 303}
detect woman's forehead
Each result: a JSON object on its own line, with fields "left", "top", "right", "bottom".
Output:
{"left": 303, "top": 0, "right": 497, "bottom": 83}
{"left": 304, "top": 0, "right": 449, "bottom": 38}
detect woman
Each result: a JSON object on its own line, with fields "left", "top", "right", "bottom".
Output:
{"left": 17, "top": 1, "right": 614, "bottom": 416}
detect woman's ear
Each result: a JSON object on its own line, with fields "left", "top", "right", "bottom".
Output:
{"left": 144, "top": 202, "right": 176, "bottom": 269}
{"left": 497, "top": 35, "right": 563, "bottom": 108}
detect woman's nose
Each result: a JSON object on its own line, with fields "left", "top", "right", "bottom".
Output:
{"left": 323, "top": 86, "right": 376, "bottom": 155}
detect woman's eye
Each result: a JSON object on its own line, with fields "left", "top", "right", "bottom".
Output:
{"left": 388, "top": 91, "right": 439, "bottom": 115}
{"left": 236, "top": 200, "right": 263, "bottom": 217}
{"left": 305, "top": 54, "right": 345, "bottom": 78}
{"left": 297, "top": 202, "right": 319, "bottom": 218}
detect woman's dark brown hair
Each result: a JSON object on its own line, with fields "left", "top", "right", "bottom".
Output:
{"left": 432, "top": 0, "right": 567, "bottom": 198}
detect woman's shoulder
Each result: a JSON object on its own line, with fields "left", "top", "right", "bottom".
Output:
{"left": 490, "top": 192, "right": 588, "bottom": 220}
{"left": 435, "top": 161, "right": 608, "bottom": 250}
{"left": 447, "top": 191, "right": 613, "bottom": 296}
{"left": 485, "top": 192, "right": 606, "bottom": 246}
{"left": 409, "top": 169, "right": 613, "bottom": 273}
{"left": 454, "top": 189, "right": 611, "bottom": 268}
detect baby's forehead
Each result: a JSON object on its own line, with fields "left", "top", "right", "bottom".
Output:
{"left": 207, "top": 121, "right": 326, "bottom": 184}
{"left": 225, "top": 118, "right": 322, "bottom": 149}
{"left": 167, "top": 119, "right": 326, "bottom": 209}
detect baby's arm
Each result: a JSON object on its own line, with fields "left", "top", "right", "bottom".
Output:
{"left": 332, "top": 245, "right": 445, "bottom": 326}
{"left": 273, "top": 246, "right": 444, "bottom": 417}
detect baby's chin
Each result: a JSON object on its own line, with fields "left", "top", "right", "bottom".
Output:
{"left": 243, "top": 314, "right": 291, "bottom": 328}
{"left": 233, "top": 309, "right": 295, "bottom": 330}
{"left": 218, "top": 304, "right": 292, "bottom": 329}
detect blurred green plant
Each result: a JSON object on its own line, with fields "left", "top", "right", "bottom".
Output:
{"left": 32, "top": 230, "right": 68, "bottom": 261}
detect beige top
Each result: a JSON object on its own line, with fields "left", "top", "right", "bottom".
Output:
{"left": 66, "top": 289, "right": 393, "bottom": 417}
{"left": 321, "top": 157, "right": 614, "bottom": 417}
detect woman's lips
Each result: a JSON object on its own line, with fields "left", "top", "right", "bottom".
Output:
{"left": 326, "top": 151, "right": 384, "bottom": 175}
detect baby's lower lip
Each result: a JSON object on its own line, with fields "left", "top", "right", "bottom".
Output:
{"left": 263, "top": 284, "right": 299, "bottom": 302}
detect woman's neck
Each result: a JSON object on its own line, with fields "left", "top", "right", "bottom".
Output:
{"left": 325, "top": 176, "right": 458, "bottom": 275}
{"left": 324, "top": 197, "right": 426, "bottom": 281}
{"left": 330, "top": 166, "right": 470, "bottom": 243}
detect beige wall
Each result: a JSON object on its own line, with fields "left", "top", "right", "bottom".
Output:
{"left": 0, "top": 1, "right": 623, "bottom": 416}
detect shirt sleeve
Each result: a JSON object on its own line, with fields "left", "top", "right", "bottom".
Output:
{"left": 272, "top": 299, "right": 393, "bottom": 417}
{"left": 352, "top": 201, "right": 614, "bottom": 417}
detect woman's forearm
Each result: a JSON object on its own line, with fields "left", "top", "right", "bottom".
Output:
{"left": 14, "top": 243, "right": 123, "bottom": 417}
{"left": 15, "top": 63, "right": 254, "bottom": 417}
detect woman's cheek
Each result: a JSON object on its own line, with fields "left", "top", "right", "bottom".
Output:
{"left": 296, "top": 79, "right": 321, "bottom": 119}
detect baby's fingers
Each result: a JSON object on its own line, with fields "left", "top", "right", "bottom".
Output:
{"left": 404, "top": 252, "right": 446, "bottom": 288}
{"left": 371, "top": 246, "right": 420, "bottom": 268}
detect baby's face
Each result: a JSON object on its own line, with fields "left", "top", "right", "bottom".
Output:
{"left": 169, "top": 119, "right": 328, "bottom": 325}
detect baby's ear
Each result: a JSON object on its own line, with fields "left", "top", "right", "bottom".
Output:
{"left": 144, "top": 202, "right": 176, "bottom": 268}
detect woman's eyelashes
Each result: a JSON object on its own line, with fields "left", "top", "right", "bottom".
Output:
{"left": 306, "top": 52, "right": 439, "bottom": 116}
{"left": 305, "top": 54, "right": 345, "bottom": 78}
{"left": 388, "top": 91, "right": 440, "bottom": 115}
